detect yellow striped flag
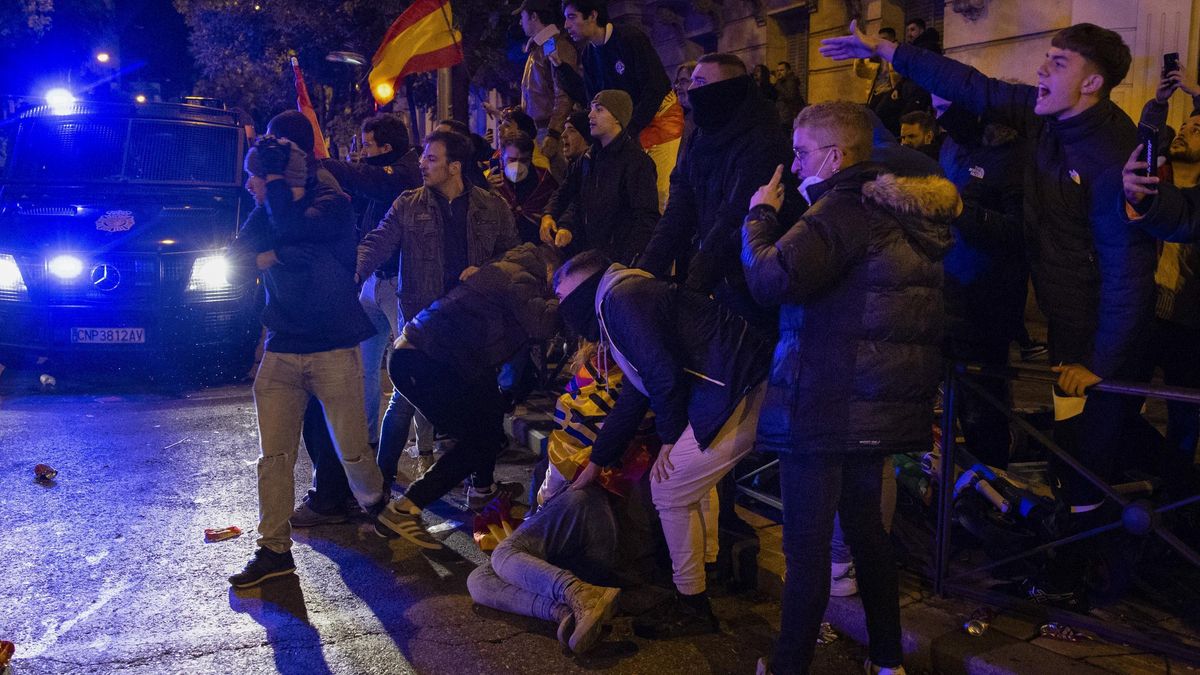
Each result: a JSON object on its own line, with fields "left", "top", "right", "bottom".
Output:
{"left": 369, "top": 0, "right": 464, "bottom": 105}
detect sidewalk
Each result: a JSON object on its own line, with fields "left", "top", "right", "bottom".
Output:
{"left": 501, "top": 401, "right": 1197, "bottom": 675}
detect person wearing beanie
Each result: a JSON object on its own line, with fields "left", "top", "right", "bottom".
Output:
{"left": 561, "top": 111, "right": 593, "bottom": 163}
{"left": 640, "top": 53, "right": 800, "bottom": 330}
{"left": 227, "top": 124, "right": 387, "bottom": 590}
{"left": 558, "top": 0, "right": 683, "bottom": 210}
{"left": 265, "top": 110, "right": 317, "bottom": 159}
{"left": 539, "top": 89, "right": 658, "bottom": 265}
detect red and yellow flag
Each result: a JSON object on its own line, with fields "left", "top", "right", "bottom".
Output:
{"left": 290, "top": 57, "right": 329, "bottom": 159}
{"left": 369, "top": 0, "right": 463, "bottom": 104}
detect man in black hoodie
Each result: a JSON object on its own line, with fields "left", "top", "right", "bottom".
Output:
{"left": 227, "top": 111, "right": 387, "bottom": 588}
{"left": 822, "top": 22, "right": 1153, "bottom": 515}
{"left": 640, "top": 52, "right": 800, "bottom": 329}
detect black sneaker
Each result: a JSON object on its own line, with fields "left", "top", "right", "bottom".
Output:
{"left": 632, "top": 591, "right": 719, "bottom": 639}
{"left": 229, "top": 548, "right": 296, "bottom": 588}
{"left": 467, "top": 481, "right": 525, "bottom": 511}
{"left": 1020, "top": 341, "right": 1049, "bottom": 361}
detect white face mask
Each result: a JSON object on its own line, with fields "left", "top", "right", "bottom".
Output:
{"left": 504, "top": 160, "right": 529, "bottom": 183}
{"left": 797, "top": 147, "right": 835, "bottom": 205}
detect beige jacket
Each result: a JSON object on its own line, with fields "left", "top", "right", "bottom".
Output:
{"left": 522, "top": 26, "right": 581, "bottom": 134}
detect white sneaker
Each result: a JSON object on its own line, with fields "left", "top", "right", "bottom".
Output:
{"left": 830, "top": 561, "right": 858, "bottom": 597}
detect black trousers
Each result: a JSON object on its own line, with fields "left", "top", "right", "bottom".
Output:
{"left": 774, "top": 452, "right": 902, "bottom": 673}
{"left": 946, "top": 334, "right": 1013, "bottom": 468}
{"left": 388, "top": 348, "right": 507, "bottom": 509}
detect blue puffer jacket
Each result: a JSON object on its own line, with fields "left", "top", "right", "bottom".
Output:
{"left": 741, "top": 162, "right": 957, "bottom": 455}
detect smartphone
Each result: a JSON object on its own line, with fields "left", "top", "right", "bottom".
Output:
{"left": 1163, "top": 52, "right": 1180, "bottom": 78}
{"left": 1137, "top": 122, "right": 1158, "bottom": 177}
{"left": 542, "top": 37, "right": 557, "bottom": 58}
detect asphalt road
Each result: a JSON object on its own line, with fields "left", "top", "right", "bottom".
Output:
{"left": 0, "top": 368, "right": 866, "bottom": 675}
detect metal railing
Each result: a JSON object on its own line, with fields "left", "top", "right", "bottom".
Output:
{"left": 936, "top": 362, "right": 1200, "bottom": 665}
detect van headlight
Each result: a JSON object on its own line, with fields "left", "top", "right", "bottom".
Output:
{"left": 0, "top": 254, "right": 29, "bottom": 301}
{"left": 186, "top": 254, "right": 232, "bottom": 292}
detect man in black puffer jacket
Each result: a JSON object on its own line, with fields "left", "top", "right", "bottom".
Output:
{"left": 821, "top": 22, "right": 1154, "bottom": 514}
{"left": 639, "top": 52, "right": 801, "bottom": 329}
{"left": 553, "top": 250, "right": 773, "bottom": 642}
{"left": 741, "top": 101, "right": 957, "bottom": 675}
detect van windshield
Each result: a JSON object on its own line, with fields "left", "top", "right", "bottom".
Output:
{"left": 5, "top": 117, "right": 240, "bottom": 185}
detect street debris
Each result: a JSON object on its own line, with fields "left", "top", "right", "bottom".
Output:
{"left": 964, "top": 607, "right": 995, "bottom": 636}
{"left": 816, "top": 622, "right": 839, "bottom": 645}
{"left": 204, "top": 526, "right": 242, "bottom": 543}
{"left": 39, "top": 373, "right": 57, "bottom": 390}
{"left": 163, "top": 438, "right": 189, "bottom": 450}
{"left": 0, "top": 640, "right": 14, "bottom": 673}
{"left": 1039, "top": 622, "right": 1092, "bottom": 642}
{"left": 34, "top": 463, "right": 58, "bottom": 481}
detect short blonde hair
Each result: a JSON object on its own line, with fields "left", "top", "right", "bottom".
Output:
{"left": 793, "top": 101, "right": 873, "bottom": 165}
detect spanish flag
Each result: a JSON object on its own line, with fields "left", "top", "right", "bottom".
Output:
{"left": 291, "top": 57, "right": 330, "bottom": 159}
{"left": 369, "top": 0, "right": 464, "bottom": 105}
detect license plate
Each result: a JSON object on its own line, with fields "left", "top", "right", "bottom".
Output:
{"left": 71, "top": 327, "right": 146, "bottom": 344}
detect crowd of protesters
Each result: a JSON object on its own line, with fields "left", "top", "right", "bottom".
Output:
{"left": 223, "top": 1, "right": 1200, "bottom": 672}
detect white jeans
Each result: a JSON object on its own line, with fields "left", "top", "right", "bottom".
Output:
{"left": 651, "top": 383, "right": 765, "bottom": 595}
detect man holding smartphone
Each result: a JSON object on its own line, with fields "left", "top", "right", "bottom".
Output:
{"left": 821, "top": 23, "right": 1156, "bottom": 553}
{"left": 515, "top": 0, "right": 582, "bottom": 161}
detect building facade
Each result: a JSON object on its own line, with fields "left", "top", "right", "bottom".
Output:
{"left": 608, "top": 0, "right": 1199, "bottom": 131}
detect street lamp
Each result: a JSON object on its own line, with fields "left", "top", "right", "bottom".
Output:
{"left": 96, "top": 52, "right": 111, "bottom": 64}
{"left": 135, "top": 94, "right": 147, "bottom": 104}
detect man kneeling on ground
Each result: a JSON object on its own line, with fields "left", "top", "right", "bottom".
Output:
{"left": 375, "top": 244, "right": 561, "bottom": 548}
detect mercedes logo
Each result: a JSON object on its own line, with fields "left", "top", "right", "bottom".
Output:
{"left": 91, "top": 263, "right": 121, "bottom": 291}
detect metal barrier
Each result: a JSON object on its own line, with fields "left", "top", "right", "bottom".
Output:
{"left": 937, "top": 362, "right": 1200, "bottom": 665}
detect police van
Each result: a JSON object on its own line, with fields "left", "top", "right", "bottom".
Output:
{"left": 0, "top": 98, "right": 262, "bottom": 380}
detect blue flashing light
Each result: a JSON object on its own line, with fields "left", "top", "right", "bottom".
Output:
{"left": 49, "top": 254, "right": 84, "bottom": 280}
{"left": 45, "top": 88, "right": 77, "bottom": 114}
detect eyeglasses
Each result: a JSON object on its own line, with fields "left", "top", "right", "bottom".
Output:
{"left": 793, "top": 144, "right": 836, "bottom": 162}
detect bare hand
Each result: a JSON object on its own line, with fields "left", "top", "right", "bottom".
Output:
{"left": 484, "top": 129, "right": 495, "bottom": 146}
{"left": 1052, "top": 363, "right": 1102, "bottom": 397}
{"left": 750, "top": 164, "right": 786, "bottom": 211}
{"left": 554, "top": 227, "right": 573, "bottom": 248}
{"left": 1156, "top": 71, "right": 1181, "bottom": 104}
{"left": 819, "top": 20, "right": 886, "bottom": 62}
{"left": 482, "top": 101, "right": 501, "bottom": 121}
{"left": 570, "top": 461, "right": 600, "bottom": 491}
{"left": 255, "top": 250, "right": 280, "bottom": 270}
{"left": 540, "top": 214, "right": 558, "bottom": 245}
{"left": 541, "top": 136, "right": 562, "bottom": 159}
{"left": 651, "top": 443, "right": 676, "bottom": 483}
{"left": 487, "top": 170, "right": 504, "bottom": 189}
{"left": 1121, "top": 144, "right": 1159, "bottom": 206}
{"left": 459, "top": 265, "right": 480, "bottom": 281}
{"left": 1178, "top": 65, "right": 1200, "bottom": 97}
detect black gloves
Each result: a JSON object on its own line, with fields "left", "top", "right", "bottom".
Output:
{"left": 254, "top": 135, "right": 291, "bottom": 175}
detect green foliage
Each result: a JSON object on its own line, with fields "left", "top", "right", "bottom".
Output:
{"left": 0, "top": 0, "right": 55, "bottom": 40}
{"left": 174, "top": 0, "right": 519, "bottom": 136}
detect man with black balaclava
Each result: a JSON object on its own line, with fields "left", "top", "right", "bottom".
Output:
{"left": 639, "top": 52, "right": 799, "bottom": 329}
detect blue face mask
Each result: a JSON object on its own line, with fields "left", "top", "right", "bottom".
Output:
{"left": 797, "top": 147, "right": 835, "bottom": 205}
